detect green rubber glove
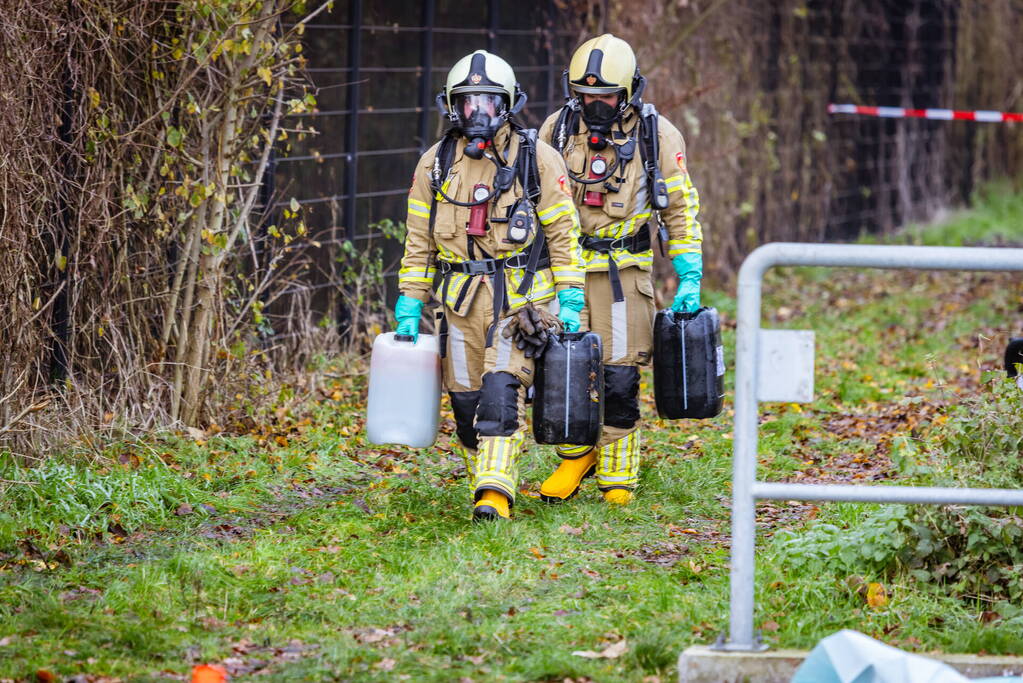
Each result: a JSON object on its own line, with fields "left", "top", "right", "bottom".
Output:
{"left": 556, "top": 288, "right": 585, "bottom": 333}
{"left": 671, "top": 252, "right": 702, "bottom": 313}
{"left": 394, "top": 295, "right": 424, "bottom": 342}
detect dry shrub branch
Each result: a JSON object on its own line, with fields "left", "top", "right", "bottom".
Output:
{"left": 0, "top": 0, "right": 331, "bottom": 451}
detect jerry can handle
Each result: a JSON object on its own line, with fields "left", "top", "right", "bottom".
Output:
{"left": 394, "top": 334, "right": 416, "bottom": 343}
{"left": 672, "top": 308, "right": 699, "bottom": 323}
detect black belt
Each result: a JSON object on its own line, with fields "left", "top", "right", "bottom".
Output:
{"left": 580, "top": 227, "right": 652, "bottom": 302}
{"left": 580, "top": 230, "right": 651, "bottom": 255}
{"left": 437, "top": 251, "right": 550, "bottom": 276}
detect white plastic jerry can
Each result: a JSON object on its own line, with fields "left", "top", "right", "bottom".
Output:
{"left": 366, "top": 332, "right": 442, "bottom": 448}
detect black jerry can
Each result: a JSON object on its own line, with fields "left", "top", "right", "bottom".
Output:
{"left": 533, "top": 331, "right": 604, "bottom": 445}
{"left": 653, "top": 307, "right": 724, "bottom": 419}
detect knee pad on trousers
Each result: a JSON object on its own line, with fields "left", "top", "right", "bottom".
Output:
{"left": 475, "top": 372, "right": 521, "bottom": 436}
{"left": 604, "top": 365, "right": 640, "bottom": 429}
{"left": 449, "top": 390, "right": 481, "bottom": 450}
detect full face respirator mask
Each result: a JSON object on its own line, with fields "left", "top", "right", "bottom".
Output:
{"left": 453, "top": 93, "right": 509, "bottom": 159}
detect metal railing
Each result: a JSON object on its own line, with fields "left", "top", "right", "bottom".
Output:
{"left": 721, "top": 242, "right": 1023, "bottom": 652}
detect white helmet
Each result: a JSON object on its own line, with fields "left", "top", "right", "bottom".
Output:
{"left": 438, "top": 50, "right": 526, "bottom": 152}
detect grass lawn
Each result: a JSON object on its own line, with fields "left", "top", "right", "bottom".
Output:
{"left": 1, "top": 187, "right": 1022, "bottom": 681}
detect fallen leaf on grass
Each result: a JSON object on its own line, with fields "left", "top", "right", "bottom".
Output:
{"left": 572, "top": 639, "right": 628, "bottom": 659}
{"left": 352, "top": 627, "right": 402, "bottom": 647}
{"left": 529, "top": 546, "right": 545, "bottom": 559}
{"left": 866, "top": 582, "right": 889, "bottom": 609}
{"left": 761, "top": 620, "right": 780, "bottom": 632}
{"left": 176, "top": 502, "right": 193, "bottom": 516}
{"left": 375, "top": 657, "right": 396, "bottom": 671}
{"left": 559, "top": 524, "right": 588, "bottom": 536}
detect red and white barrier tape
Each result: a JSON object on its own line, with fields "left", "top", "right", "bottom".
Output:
{"left": 829, "top": 103, "right": 1023, "bottom": 123}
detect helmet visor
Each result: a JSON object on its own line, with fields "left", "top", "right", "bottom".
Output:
{"left": 453, "top": 93, "right": 508, "bottom": 133}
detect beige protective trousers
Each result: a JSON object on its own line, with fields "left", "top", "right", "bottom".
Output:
{"left": 442, "top": 280, "right": 538, "bottom": 504}
{"left": 556, "top": 267, "right": 655, "bottom": 490}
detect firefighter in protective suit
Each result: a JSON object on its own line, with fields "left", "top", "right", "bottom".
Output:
{"left": 538, "top": 34, "right": 703, "bottom": 505}
{"left": 395, "top": 50, "right": 586, "bottom": 521}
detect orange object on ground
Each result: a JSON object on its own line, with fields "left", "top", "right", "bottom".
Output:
{"left": 191, "top": 664, "right": 228, "bottom": 683}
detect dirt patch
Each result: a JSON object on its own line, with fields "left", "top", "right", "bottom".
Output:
{"left": 635, "top": 541, "right": 690, "bottom": 568}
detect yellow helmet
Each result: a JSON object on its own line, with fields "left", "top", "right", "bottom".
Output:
{"left": 567, "top": 34, "right": 638, "bottom": 100}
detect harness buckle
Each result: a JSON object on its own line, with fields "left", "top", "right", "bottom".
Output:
{"left": 464, "top": 260, "right": 497, "bottom": 276}
{"left": 608, "top": 236, "right": 629, "bottom": 251}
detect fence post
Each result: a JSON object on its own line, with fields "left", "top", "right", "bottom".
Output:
{"left": 417, "top": 0, "right": 436, "bottom": 154}
{"left": 338, "top": 0, "right": 363, "bottom": 337}
{"left": 724, "top": 255, "right": 768, "bottom": 651}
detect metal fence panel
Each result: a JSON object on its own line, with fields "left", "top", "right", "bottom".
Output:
{"left": 723, "top": 242, "right": 1023, "bottom": 652}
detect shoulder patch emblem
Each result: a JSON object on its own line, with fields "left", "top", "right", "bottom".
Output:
{"left": 675, "top": 151, "right": 686, "bottom": 172}
{"left": 470, "top": 73, "right": 482, "bottom": 84}
{"left": 557, "top": 174, "right": 571, "bottom": 196}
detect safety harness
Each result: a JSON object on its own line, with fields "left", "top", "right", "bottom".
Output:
{"left": 427, "top": 126, "right": 548, "bottom": 349}
{"left": 549, "top": 101, "right": 671, "bottom": 303}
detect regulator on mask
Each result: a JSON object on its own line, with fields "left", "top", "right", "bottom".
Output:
{"left": 581, "top": 98, "right": 620, "bottom": 151}
{"left": 453, "top": 93, "right": 508, "bottom": 159}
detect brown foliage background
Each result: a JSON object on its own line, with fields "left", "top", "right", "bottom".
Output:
{"left": 600, "top": 0, "right": 1023, "bottom": 285}
{"left": 1, "top": 1, "right": 1021, "bottom": 453}
{"left": 0, "top": 1, "right": 325, "bottom": 452}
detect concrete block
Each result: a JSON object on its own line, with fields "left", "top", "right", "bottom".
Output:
{"left": 678, "top": 645, "right": 1023, "bottom": 682}
{"left": 678, "top": 646, "right": 806, "bottom": 683}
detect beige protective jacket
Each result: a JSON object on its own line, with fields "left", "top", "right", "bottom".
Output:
{"left": 398, "top": 125, "right": 585, "bottom": 314}
{"left": 538, "top": 108, "right": 702, "bottom": 271}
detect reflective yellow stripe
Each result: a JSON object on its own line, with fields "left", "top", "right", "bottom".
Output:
{"left": 679, "top": 176, "right": 701, "bottom": 240}
{"left": 664, "top": 174, "right": 686, "bottom": 193}
{"left": 538, "top": 200, "right": 576, "bottom": 223}
{"left": 398, "top": 264, "right": 436, "bottom": 284}
{"left": 475, "top": 433, "right": 525, "bottom": 500}
{"left": 581, "top": 250, "right": 654, "bottom": 272}
{"left": 507, "top": 268, "right": 555, "bottom": 309}
{"left": 552, "top": 269, "right": 585, "bottom": 282}
{"left": 435, "top": 177, "right": 453, "bottom": 202}
{"left": 407, "top": 197, "right": 431, "bottom": 219}
{"left": 667, "top": 241, "right": 700, "bottom": 258}
{"left": 596, "top": 432, "right": 640, "bottom": 488}
{"left": 588, "top": 212, "right": 652, "bottom": 241}
{"left": 437, "top": 245, "right": 460, "bottom": 262}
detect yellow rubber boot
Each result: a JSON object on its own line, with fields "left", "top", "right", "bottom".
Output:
{"left": 539, "top": 451, "right": 597, "bottom": 503}
{"left": 473, "top": 490, "right": 510, "bottom": 521}
{"left": 603, "top": 489, "right": 633, "bottom": 505}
